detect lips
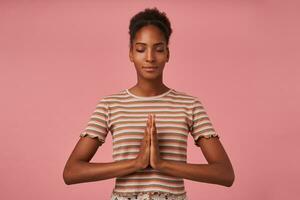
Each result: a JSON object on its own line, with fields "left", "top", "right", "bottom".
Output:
{"left": 142, "top": 66, "right": 158, "bottom": 72}
{"left": 143, "top": 66, "right": 158, "bottom": 68}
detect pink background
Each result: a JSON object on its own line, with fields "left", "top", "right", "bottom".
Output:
{"left": 1, "top": 0, "right": 299, "bottom": 199}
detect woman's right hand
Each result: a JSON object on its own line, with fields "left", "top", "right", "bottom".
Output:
{"left": 135, "top": 114, "right": 151, "bottom": 170}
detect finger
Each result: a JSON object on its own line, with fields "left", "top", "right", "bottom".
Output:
{"left": 152, "top": 114, "right": 157, "bottom": 140}
{"left": 147, "top": 114, "right": 151, "bottom": 128}
{"left": 144, "top": 127, "right": 147, "bottom": 137}
{"left": 151, "top": 114, "right": 156, "bottom": 133}
{"left": 145, "top": 115, "right": 151, "bottom": 144}
{"left": 150, "top": 114, "right": 154, "bottom": 134}
{"left": 148, "top": 114, "right": 152, "bottom": 132}
{"left": 148, "top": 122, "right": 151, "bottom": 145}
{"left": 152, "top": 114, "right": 155, "bottom": 127}
{"left": 144, "top": 127, "right": 148, "bottom": 146}
{"left": 149, "top": 114, "right": 153, "bottom": 129}
{"left": 145, "top": 115, "right": 150, "bottom": 134}
{"left": 146, "top": 117, "right": 150, "bottom": 148}
{"left": 146, "top": 115, "right": 150, "bottom": 134}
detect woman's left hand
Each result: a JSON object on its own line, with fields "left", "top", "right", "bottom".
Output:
{"left": 149, "top": 114, "right": 163, "bottom": 169}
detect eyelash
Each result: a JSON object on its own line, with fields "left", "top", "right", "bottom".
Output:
{"left": 136, "top": 49, "right": 164, "bottom": 52}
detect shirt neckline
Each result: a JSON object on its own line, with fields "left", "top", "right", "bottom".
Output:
{"left": 125, "top": 88, "right": 173, "bottom": 99}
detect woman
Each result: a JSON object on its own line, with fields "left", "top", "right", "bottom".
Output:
{"left": 63, "top": 7, "right": 235, "bottom": 200}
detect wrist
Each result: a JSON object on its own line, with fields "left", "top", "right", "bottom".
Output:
{"left": 133, "top": 158, "right": 144, "bottom": 171}
{"left": 156, "top": 159, "right": 166, "bottom": 171}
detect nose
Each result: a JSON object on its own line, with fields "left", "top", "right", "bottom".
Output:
{"left": 146, "top": 49, "right": 155, "bottom": 62}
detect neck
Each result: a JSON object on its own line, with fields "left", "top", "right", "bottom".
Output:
{"left": 130, "top": 75, "right": 170, "bottom": 96}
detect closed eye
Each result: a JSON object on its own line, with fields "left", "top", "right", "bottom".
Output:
{"left": 136, "top": 49, "right": 164, "bottom": 53}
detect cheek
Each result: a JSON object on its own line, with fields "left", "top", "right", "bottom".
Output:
{"left": 156, "top": 55, "right": 168, "bottom": 64}
{"left": 132, "top": 53, "right": 144, "bottom": 63}
{"left": 156, "top": 52, "right": 168, "bottom": 59}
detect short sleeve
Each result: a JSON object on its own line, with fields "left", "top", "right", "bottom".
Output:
{"left": 189, "top": 98, "right": 219, "bottom": 146}
{"left": 79, "top": 99, "right": 110, "bottom": 144}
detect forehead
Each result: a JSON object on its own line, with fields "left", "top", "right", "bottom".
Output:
{"left": 134, "top": 25, "right": 166, "bottom": 46}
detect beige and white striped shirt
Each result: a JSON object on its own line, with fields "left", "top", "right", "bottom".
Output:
{"left": 80, "top": 88, "right": 219, "bottom": 197}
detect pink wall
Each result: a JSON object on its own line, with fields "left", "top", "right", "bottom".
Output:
{"left": 1, "top": 0, "right": 299, "bottom": 199}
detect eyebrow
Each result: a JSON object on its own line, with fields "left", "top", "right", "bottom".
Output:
{"left": 135, "top": 42, "right": 164, "bottom": 46}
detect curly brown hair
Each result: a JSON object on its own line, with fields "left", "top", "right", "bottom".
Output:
{"left": 128, "top": 7, "right": 173, "bottom": 49}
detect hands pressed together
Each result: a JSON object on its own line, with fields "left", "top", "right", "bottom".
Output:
{"left": 135, "top": 113, "right": 164, "bottom": 170}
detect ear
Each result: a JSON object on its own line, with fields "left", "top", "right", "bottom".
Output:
{"left": 129, "top": 47, "right": 133, "bottom": 62}
{"left": 166, "top": 47, "right": 170, "bottom": 62}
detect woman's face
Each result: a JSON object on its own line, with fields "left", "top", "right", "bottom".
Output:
{"left": 129, "top": 25, "right": 169, "bottom": 80}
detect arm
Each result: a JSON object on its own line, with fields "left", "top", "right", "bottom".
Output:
{"left": 157, "top": 137, "right": 235, "bottom": 187}
{"left": 63, "top": 136, "right": 141, "bottom": 185}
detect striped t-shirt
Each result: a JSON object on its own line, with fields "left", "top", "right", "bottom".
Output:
{"left": 80, "top": 88, "right": 219, "bottom": 196}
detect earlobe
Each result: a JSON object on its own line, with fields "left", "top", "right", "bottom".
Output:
{"left": 129, "top": 50, "right": 133, "bottom": 62}
{"left": 166, "top": 49, "right": 170, "bottom": 62}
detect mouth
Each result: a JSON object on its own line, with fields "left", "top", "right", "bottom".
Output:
{"left": 142, "top": 66, "right": 158, "bottom": 72}
{"left": 143, "top": 66, "right": 158, "bottom": 68}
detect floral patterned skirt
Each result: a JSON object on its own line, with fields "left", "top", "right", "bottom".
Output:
{"left": 110, "top": 191, "right": 189, "bottom": 200}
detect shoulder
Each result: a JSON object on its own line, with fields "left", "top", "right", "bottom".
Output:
{"left": 97, "top": 89, "right": 127, "bottom": 103}
{"left": 170, "top": 88, "right": 200, "bottom": 103}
